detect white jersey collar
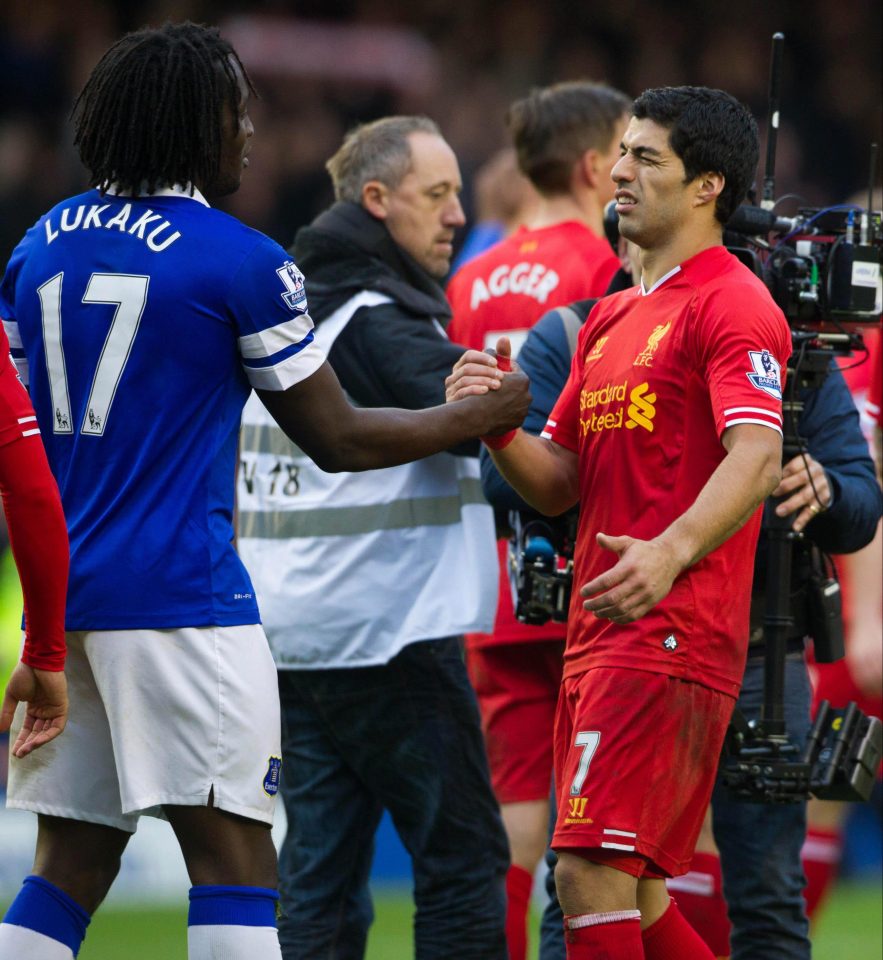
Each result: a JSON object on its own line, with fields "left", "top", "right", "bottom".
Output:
{"left": 640, "top": 264, "right": 682, "bottom": 296}
{"left": 102, "top": 182, "right": 210, "bottom": 207}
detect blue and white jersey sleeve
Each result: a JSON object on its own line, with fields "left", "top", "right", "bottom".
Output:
{"left": 228, "top": 236, "right": 326, "bottom": 392}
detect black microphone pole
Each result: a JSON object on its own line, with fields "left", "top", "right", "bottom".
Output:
{"left": 762, "top": 32, "right": 785, "bottom": 211}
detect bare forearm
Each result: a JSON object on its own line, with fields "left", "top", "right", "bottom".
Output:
{"left": 329, "top": 399, "right": 510, "bottom": 471}
{"left": 260, "top": 362, "right": 531, "bottom": 473}
{"left": 489, "top": 431, "right": 580, "bottom": 516}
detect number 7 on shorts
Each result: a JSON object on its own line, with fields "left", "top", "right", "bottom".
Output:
{"left": 570, "top": 730, "right": 601, "bottom": 796}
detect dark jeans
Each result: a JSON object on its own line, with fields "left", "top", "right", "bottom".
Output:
{"left": 276, "top": 636, "right": 509, "bottom": 960}
{"left": 538, "top": 654, "right": 813, "bottom": 960}
{"left": 712, "top": 652, "right": 812, "bottom": 960}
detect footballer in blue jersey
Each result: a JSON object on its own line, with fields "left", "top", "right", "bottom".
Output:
{"left": 0, "top": 22, "right": 529, "bottom": 960}
{"left": 1, "top": 186, "right": 323, "bottom": 630}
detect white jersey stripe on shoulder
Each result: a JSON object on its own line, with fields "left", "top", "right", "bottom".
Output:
{"left": 600, "top": 841, "right": 636, "bottom": 851}
{"left": 539, "top": 430, "right": 553, "bottom": 440}
{"left": 724, "top": 405, "right": 783, "bottom": 422}
{"left": 17, "top": 416, "right": 37, "bottom": 424}
{"left": 603, "top": 828, "right": 637, "bottom": 838}
{"left": 239, "top": 314, "right": 315, "bottom": 360}
{"left": 21, "top": 428, "right": 41, "bottom": 437}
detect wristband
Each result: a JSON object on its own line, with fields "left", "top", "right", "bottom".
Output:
{"left": 481, "top": 429, "right": 517, "bottom": 450}
{"left": 480, "top": 352, "right": 516, "bottom": 450}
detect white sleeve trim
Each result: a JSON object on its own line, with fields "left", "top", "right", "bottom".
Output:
{"left": 724, "top": 417, "right": 783, "bottom": 435}
{"left": 723, "top": 405, "right": 783, "bottom": 423}
{"left": 245, "top": 340, "right": 326, "bottom": 391}
{"left": 239, "top": 313, "right": 315, "bottom": 360}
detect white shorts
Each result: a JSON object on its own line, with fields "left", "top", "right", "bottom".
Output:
{"left": 7, "top": 625, "right": 281, "bottom": 832}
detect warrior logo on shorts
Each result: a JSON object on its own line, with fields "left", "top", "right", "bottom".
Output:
{"left": 746, "top": 349, "right": 782, "bottom": 400}
{"left": 276, "top": 261, "right": 308, "bottom": 312}
{"left": 662, "top": 634, "right": 678, "bottom": 651}
{"left": 262, "top": 756, "right": 282, "bottom": 796}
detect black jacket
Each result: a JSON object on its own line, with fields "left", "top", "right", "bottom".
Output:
{"left": 292, "top": 202, "right": 475, "bottom": 456}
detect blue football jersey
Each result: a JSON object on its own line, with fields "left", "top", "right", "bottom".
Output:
{"left": 0, "top": 186, "right": 324, "bottom": 630}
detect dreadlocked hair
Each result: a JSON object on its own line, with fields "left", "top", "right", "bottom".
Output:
{"left": 72, "top": 21, "right": 255, "bottom": 196}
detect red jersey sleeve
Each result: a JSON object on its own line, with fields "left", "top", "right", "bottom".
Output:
{"left": 0, "top": 342, "right": 69, "bottom": 671}
{"left": 692, "top": 279, "right": 791, "bottom": 439}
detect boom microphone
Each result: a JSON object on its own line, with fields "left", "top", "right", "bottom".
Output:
{"left": 727, "top": 204, "right": 799, "bottom": 235}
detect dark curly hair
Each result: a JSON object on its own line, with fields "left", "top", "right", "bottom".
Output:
{"left": 72, "top": 21, "right": 255, "bottom": 196}
{"left": 632, "top": 86, "right": 758, "bottom": 223}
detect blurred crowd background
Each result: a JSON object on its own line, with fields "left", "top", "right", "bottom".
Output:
{"left": 0, "top": 0, "right": 880, "bottom": 266}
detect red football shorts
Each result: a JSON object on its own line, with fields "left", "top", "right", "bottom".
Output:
{"left": 466, "top": 640, "right": 565, "bottom": 804}
{"left": 552, "top": 666, "right": 736, "bottom": 879}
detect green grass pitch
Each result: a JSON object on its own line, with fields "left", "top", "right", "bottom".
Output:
{"left": 4, "top": 879, "right": 875, "bottom": 958}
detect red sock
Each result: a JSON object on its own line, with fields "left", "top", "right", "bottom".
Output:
{"left": 666, "top": 852, "right": 731, "bottom": 957}
{"left": 802, "top": 826, "right": 842, "bottom": 919}
{"left": 642, "top": 899, "right": 717, "bottom": 960}
{"left": 505, "top": 864, "right": 534, "bottom": 960}
{"left": 563, "top": 911, "right": 643, "bottom": 959}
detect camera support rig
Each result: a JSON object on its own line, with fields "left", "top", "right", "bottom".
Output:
{"left": 719, "top": 32, "right": 883, "bottom": 804}
{"left": 720, "top": 338, "right": 882, "bottom": 803}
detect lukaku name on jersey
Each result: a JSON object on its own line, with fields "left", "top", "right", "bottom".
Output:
{"left": 43, "top": 201, "right": 182, "bottom": 252}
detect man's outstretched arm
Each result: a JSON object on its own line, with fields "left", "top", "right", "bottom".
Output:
{"left": 581, "top": 423, "right": 783, "bottom": 623}
{"left": 258, "top": 358, "right": 531, "bottom": 473}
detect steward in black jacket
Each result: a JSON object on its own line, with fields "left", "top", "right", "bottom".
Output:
{"left": 292, "top": 201, "right": 478, "bottom": 456}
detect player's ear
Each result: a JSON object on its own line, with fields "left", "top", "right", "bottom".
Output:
{"left": 693, "top": 171, "right": 725, "bottom": 211}
{"left": 578, "top": 148, "right": 603, "bottom": 190}
{"left": 361, "top": 180, "right": 390, "bottom": 220}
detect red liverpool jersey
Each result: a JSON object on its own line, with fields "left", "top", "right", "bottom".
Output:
{"left": 447, "top": 220, "right": 619, "bottom": 647}
{"left": 543, "top": 246, "right": 790, "bottom": 695}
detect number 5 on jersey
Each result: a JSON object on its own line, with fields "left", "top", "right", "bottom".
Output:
{"left": 38, "top": 271, "right": 149, "bottom": 435}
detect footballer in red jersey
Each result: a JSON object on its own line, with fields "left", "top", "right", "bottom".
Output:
{"left": 544, "top": 247, "right": 789, "bottom": 693}
{"left": 447, "top": 87, "right": 790, "bottom": 960}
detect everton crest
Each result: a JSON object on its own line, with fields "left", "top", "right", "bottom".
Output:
{"left": 262, "top": 756, "right": 283, "bottom": 796}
